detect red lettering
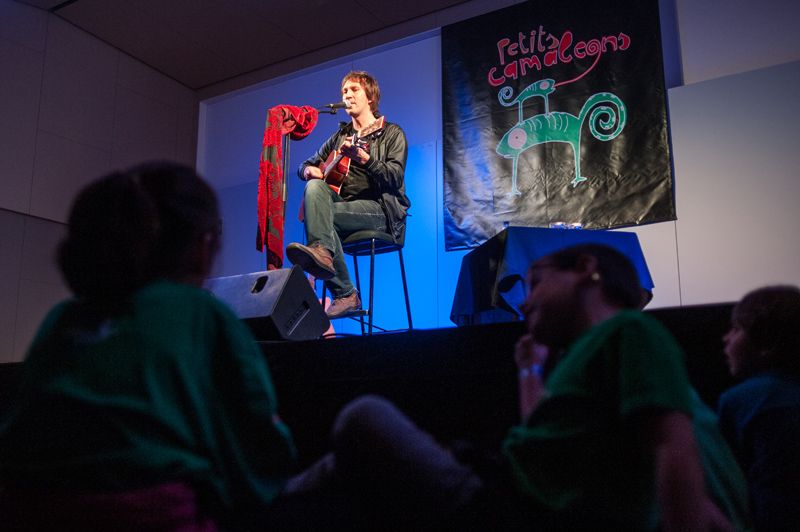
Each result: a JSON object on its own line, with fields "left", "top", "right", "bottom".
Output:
{"left": 519, "top": 56, "right": 542, "bottom": 77}
{"left": 559, "top": 31, "right": 573, "bottom": 63}
{"left": 618, "top": 32, "right": 631, "bottom": 50}
{"left": 584, "top": 38, "right": 601, "bottom": 56}
{"left": 503, "top": 62, "right": 519, "bottom": 81}
{"left": 518, "top": 32, "right": 529, "bottom": 54}
{"left": 601, "top": 35, "right": 617, "bottom": 52}
{"left": 574, "top": 41, "right": 586, "bottom": 59}
{"left": 497, "top": 38, "right": 511, "bottom": 65}
{"left": 488, "top": 67, "right": 505, "bottom": 87}
{"left": 536, "top": 25, "right": 546, "bottom": 52}
{"left": 487, "top": 27, "right": 631, "bottom": 89}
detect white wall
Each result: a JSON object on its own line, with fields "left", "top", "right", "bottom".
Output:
{"left": 199, "top": 0, "right": 800, "bottom": 333}
{"left": 668, "top": 61, "right": 800, "bottom": 304}
{"left": 676, "top": 0, "right": 800, "bottom": 85}
{"left": 0, "top": 0, "right": 198, "bottom": 362}
{"left": 618, "top": 0, "right": 800, "bottom": 307}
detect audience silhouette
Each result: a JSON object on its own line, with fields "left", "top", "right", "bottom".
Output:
{"left": 1, "top": 164, "right": 777, "bottom": 532}
{"left": 286, "top": 244, "right": 750, "bottom": 531}
{"left": 719, "top": 285, "right": 800, "bottom": 531}
{"left": 0, "top": 162, "right": 296, "bottom": 531}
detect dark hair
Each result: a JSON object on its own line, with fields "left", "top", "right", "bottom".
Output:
{"left": 58, "top": 161, "right": 220, "bottom": 308}
{"left": 342, "top": 71, "right": 380, "bottom": 114}
{"left": 732, "top": 285, "right": 800, "bottom": 376}
{"left": 546, "top": 243, "right": 643, "bottom": 309}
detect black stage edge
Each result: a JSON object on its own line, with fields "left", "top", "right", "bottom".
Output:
{"left": 264, "top": 321, "right": 523, "bottom": 467}
{"left": 0, "top": 302, "right": 737, "bottom": 468}
{"left": 264, "top": 302, "right": 736, "bottom": 466}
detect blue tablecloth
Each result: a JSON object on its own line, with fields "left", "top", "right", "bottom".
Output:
{"left": 450, "top": 227, "right": 653, "bottom": 326}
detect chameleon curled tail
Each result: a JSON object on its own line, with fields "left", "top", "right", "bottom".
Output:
{"left": 579, "top": 92, "right": 626, "bottom": 143}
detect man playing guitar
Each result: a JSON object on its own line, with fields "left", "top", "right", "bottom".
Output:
{"left": 287, "top": 71, "right": 410, "bottom": 319}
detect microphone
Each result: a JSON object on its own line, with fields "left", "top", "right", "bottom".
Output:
{"left": 325, "top": 101, "right": 350, "bottom": 110}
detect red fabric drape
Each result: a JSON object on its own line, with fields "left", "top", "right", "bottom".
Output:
{"left": 257, "top": 105, "right": 318, "bottom": 269}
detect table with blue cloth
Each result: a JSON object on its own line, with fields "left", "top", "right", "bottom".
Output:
{"left": 450, "top": 227, "right": 654, "bottom": 326}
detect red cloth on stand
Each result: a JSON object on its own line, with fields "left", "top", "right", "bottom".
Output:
{"left": 257, "top": 105, "right": 318, "bottom": 269}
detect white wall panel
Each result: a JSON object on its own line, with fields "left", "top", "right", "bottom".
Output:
{"left": 0, "top": 0, "right": 47, "bottom": 51}
{"left": 0, "top": 38, "right": 42, "bottom": 213}
{"left": 619, "top": 221, "right": 681, "bottom": 308}
{"left": 20, "top": 215, "right": 66, "bottom": 285}
{"left": 11, "top": 217, "right": 69, "bottom": 362}
{"left": 0, "top": 210, "right": 24, "bottom": 363}
{"left": 30, "top": 131, "right": 111, "bottom": 222}
{"left": 116, "top": 53, "right": 194, "bottom": 109}
{"left": 0, "top": 1, "right": 200, "bottom": 362}
{"left": 670, "top": 61, "right": 800, "bottom": 304}
{"left": 14, "top": 278, "right": 69, "bottom": 362}
{"left": 37, "top": 17, "right": 117, "bottom": 151}
{"left": 677, "top": 0, "right": 800, "bottom": 85}
{"left": 110, "top": 86, "right": 179, "bottom": 168}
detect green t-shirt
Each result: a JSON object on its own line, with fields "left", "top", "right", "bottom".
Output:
{"left": 503, "top": 311, "right": 696, "bottom": 530}
{"left": 0, "top": 281, "right": 296, "bottom": 526}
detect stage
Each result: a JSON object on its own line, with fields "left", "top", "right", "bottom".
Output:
{"left": 0, "top": 303, "right": 735, "bottom": 468}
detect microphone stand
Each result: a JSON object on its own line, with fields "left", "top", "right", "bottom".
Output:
{"left": 281, "top": 104, "right": 344, "bottom": 215}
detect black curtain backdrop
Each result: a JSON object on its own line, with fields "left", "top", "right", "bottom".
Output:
{"left": 442, "top": 0, "right": 674, "bottom": 250}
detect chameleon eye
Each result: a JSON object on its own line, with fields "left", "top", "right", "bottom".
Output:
{"left": 508, "top": 127, "right": 527, "bottom": 150}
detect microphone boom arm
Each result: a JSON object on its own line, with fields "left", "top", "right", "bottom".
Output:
{"left": 317, "top": 102, "right": 349, "bottom": 114}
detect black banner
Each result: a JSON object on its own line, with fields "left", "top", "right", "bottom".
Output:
{"left": 442, "top": 0, "right": 674, "bottom": 250}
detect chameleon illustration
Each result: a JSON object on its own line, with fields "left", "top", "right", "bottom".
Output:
{"left": 495, "top": 78, "right": 627, "bottom": 195}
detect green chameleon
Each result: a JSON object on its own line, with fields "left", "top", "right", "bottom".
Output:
{"left": 496, "top": 78, "right": 627, "bottom": 195}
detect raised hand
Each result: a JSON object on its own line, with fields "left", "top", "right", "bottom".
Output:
{"left": 515, "top": 333, "right": 549, "bottom": 421}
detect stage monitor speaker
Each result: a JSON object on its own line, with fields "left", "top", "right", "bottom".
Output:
{"left": 204, "top": 265, "right": 330, "bottom": 341}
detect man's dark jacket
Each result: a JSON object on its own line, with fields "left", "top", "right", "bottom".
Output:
{"left": 298, "top": 119, "right": 410, "bottom": 241}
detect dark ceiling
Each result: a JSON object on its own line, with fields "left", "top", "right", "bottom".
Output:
{"left": 16, "top": 0, "right": 478, "bottom": 90}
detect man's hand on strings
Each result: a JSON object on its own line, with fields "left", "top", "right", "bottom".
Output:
{"left": 339, "top": 136, "right": 370, "bottom": 165}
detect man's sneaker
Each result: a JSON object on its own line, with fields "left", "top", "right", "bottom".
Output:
{"left": 286, "top": 242, "right": 335, "bottom": 280}
{"left": 326, "top": 291, "right": 362, "bottom": 319}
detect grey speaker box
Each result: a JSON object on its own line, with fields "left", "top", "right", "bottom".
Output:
{"left": 204, "top": 265, "right": 330, "bottom": 341}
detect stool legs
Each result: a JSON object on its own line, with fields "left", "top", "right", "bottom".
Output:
{"left": 368, "top": 238, "right": 376, "bottom": 335}
{"left": 338, "top": 239, "right": 413, "bottom": 335}
{"left": 351, "top": 254, "right": 366, "bottom": 335}
{"left": 398, "top": 248, "right": 413, "bottom": 330}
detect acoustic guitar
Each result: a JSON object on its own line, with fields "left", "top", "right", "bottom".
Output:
{"left": 318, "top": 116, "right": 385, "bottom": 194}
